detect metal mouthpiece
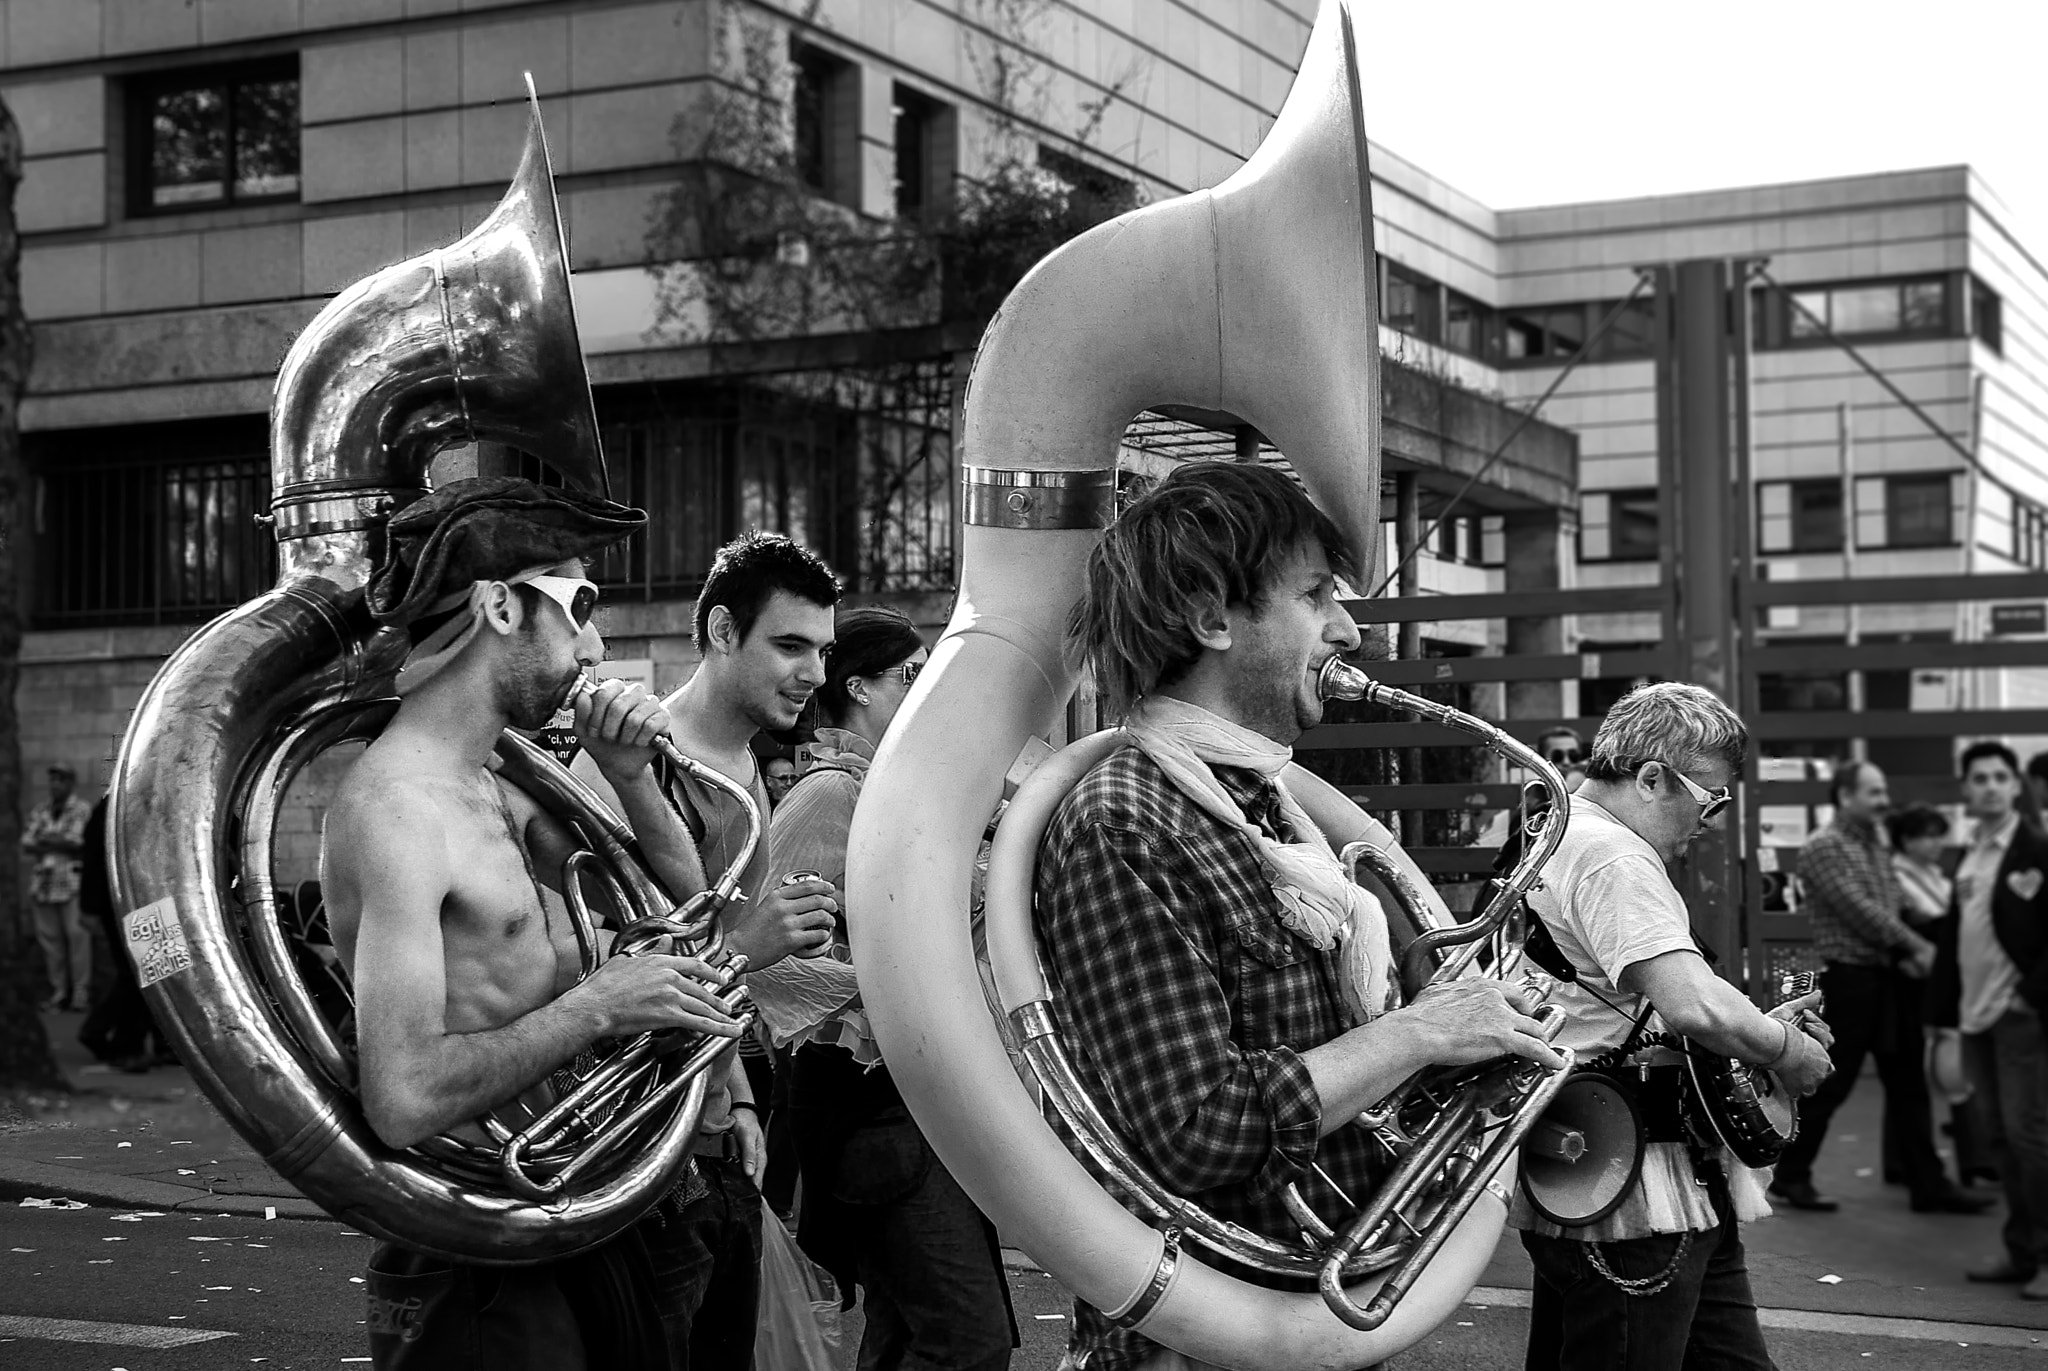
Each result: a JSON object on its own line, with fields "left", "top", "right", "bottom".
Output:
{"left": 1317, "top": 656, "right": 1374, "bottom": 703}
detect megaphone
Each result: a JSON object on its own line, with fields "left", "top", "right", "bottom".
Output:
{"left": 1519, "top": 1073, "right": 1646, "bottom": 1227}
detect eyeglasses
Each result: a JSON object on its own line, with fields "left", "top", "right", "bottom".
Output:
{"left": 1647, "top": 759, "right": 1734, "bottom": 822}
{"left": 524, "top": 574, "right": 599, "bottom": 629}
{"left": 1547, "top": 746, "right": 1584, "bottom": 766}
{"left": 895, "top": 659, "right": 924, "bottom": 686}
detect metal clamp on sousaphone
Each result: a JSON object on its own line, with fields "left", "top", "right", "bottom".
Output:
{"left": 108, "top": 78, "right": 751, "bottom": 1265}
{"left": 848, "top": 1, "right": 1617, "bottom": 1364}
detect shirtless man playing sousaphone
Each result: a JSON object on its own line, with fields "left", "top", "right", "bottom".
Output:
{"left": 321, "top": 476, "right": 742, "bottom": 1370}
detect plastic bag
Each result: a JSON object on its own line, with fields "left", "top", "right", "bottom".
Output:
{"left": 753, "top": 1199, "right": 843, "bottom": 1371}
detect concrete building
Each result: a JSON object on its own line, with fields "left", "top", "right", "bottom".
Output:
{"left": 1368, "top": 150, "right": 2047, "bottom": 772}
{"left": 1, "top": 0, "right": 1327, "bottom": 796}
{"left": 6, "top": 0, "right": 2038, "bottom": 824}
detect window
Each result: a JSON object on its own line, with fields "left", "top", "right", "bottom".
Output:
{"left": 1757, "top": 479, "right": 1843, "bottom": 553}
{"left": 129, "top": 59, "right": 299, "bottom": 213}
{"left": 1771, "top": 276, "right": 1950, "bottom": 347}
{"left": 30, "top": 419, "right": 276, "bottom": 627}
{"left": 1445, "top": 289, "right": 1492, "bottom": 357}
{"left": 1383, "top": 261, "right": 1441, "bottom": 344}
{"left": 2015, "top": 497, "right": 2048, "bottom": 570}
{"left": 1502, "top": 305, "right": 1587, "bottom": 362}
{"left": 1578, "top": 488, "right": 1660, "bottom": 562}
{"left": 1974, "top": 276, "right": 2004, "bottom": 355}
{"left": 791, "top": 43, "right": 855, "bottom": 202}
{"left": 1885, "top": 473, "right": 1954, "bottom": 548}
{"left": 891, "top": 84, "right": 949, "bottom": 219}
{"left": 586, "top": 364, "right": 956, "bottom": 600}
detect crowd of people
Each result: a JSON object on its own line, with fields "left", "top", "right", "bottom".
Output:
{"left": 30, "top": 459, "right": 2048, "bottom": 1371}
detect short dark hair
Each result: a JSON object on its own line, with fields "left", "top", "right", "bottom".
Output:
{"left": 1960, "top": 740, "right": 2021, "bottom": 781}
{"left": 1830, "top": 758, "right": 1876, "bottom": 805}
{"left": 2028, "top": 751, "right": 2048, "bottom": 784}
{"left": 816, "top": 606, "right": 924, "bottom": 726}
{"left": 1888, "top": 804, "right": 1950, "bottom": 845}
{"left": 1069, "top": 462, "right": 1357, "bottom": 720}
{"left": 694, "top": 530, "right": 839, "bottom": 652}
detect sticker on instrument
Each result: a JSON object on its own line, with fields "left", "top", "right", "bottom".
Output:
{"left": 126, "top": 898, "right": 194, "bottom": 988}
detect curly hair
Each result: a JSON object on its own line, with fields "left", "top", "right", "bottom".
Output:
{"left": 1068, "top": 462, "right": 1357, "bottom": 721}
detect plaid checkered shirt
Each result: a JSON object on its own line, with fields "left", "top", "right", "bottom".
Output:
{"left": 1036, "top": 744, "right": 1381, "bottom": 1371}
{"left": 1800, "top": 814, "right": 1919, "bottom": 968}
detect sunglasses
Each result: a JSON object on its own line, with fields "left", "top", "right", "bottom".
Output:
{"left": 1547, "top": 746, "right": 1584, "bottom": 766}
{"left": 896, "top": 660, "right": 924, "bottom": 686}
{"left": 1648, "top": 759, "right": 1734, "bottom": 822}
{"left": 524, "top": 574, "right": 600, "bottom": 629}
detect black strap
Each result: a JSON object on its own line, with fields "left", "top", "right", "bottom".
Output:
{"left": 650, "top": 752, "right": 709, "bottom": 848}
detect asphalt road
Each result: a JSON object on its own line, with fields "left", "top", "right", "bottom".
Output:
{"left": 8, "top": 1202, "right": 2048, "bottom": 1370}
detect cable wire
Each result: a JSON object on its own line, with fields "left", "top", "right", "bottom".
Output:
{"left": 1368, "top": 271, "right": 1655, "bottom": 600}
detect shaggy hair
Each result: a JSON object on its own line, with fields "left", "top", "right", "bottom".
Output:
{"left": 694, "top": 530, "right": 840, "bottom": 652}
{"left": 1068, "top": 462, "right": 1356, "bottom": 721}
{"left": 1582, "top": 681, "right": 1748, "bottom": 782}
{"left": 1888, "top": 804, "right": 1950, "bottom": 846}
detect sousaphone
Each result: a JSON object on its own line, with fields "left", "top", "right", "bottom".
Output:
{"left": 107, "top": 79, "right": 744, "bottom": 1264}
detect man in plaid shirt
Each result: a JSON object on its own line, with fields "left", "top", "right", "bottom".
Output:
{"left": 1037, "top": 463, "right": 1564, "bottom": 1371}
{"left": 1770, "top": 760, "right": 1985, "bottom": 1215}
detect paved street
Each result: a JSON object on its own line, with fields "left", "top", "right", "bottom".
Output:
{"left": 7, "top": 1005, "right": 2048, "bottom": 1368}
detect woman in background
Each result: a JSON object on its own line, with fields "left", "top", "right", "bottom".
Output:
{"left": 1891, "top": 803, "right": 1989, "bottom": 1189}
{"left": 754, "top": 605, "right": 1014, "bottom": 1371}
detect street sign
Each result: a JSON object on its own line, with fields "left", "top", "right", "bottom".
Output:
{"left": 1991, "top": 603, "right": 2047, "bottom": 636}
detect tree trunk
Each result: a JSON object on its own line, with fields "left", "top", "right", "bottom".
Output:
{"left": 0, "top": 94, "right": 60, "bottom": 1091}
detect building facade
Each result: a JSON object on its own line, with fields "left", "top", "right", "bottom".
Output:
{"left": 6, "top": 0, "right": 2042, "bottom": 817}
{"left": 2, "top": 0, "right": 1317, "bottom": 794}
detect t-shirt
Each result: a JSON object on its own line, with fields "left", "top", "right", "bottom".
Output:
{"left": 1522, "top": 794, "right": 1698, "bottom": 1060}
{"left": 1507, "top": 792, "right": 1771, "bottom": 1240}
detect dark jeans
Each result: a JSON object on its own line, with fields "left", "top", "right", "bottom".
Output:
{"left": 1775, "top": 961, "right": 1950, "bottom": 1202}
{"left": 364, "top": 1229, "right": 668, "bottom": 1370}
{"left": 643, "top": 1156, "right": 764, "bottom": 1371}
{"left": 1522, "top": 1180, "right": 1773, "bottom": 1371}
{"left": 1964, "top": 1008, "right": 2048, "bottom": 1270}
{"left": 834, "top": 1109, "right": 1012, "bottom": 1371}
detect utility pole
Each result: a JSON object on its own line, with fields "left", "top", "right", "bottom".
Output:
{"left": 1656, "top": 259, "right": 1744, "bottom": 972}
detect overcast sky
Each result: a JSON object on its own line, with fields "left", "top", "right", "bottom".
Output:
{"left": 1352, "top": 0, "right": 2048, "bottom": 258}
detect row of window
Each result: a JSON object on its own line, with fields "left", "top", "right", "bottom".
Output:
{"left": 1579, "top": 474, "right": 1958, "bottom": 562}
{"left": 1383, "top": 259, "right": 2006, "bottom": 365}
{"left": 28, "top": 369, "right": 958, "bottom": 629}
{"left": 122, "top": 45, "right": 973, "bottom": 225}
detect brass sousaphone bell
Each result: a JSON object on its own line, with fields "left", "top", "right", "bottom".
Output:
{"left": 109, "top": 78, "right": 747, "bottom": 1264}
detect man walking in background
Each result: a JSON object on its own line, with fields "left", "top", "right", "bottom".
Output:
{"left": 1770, "top": 760, "right": 1987, "bottom": 1215}
{"left": 22, "top": 762, "right": 92, "bottom": 1011}
{"left": 1934, "top": 743, "right": 2048, "bottom": 1296}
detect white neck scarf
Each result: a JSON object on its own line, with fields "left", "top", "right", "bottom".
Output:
{"left": 1122, "top": 696, "right": 1394, "bottom": 1024}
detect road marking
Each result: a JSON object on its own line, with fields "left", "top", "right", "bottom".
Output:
{"left": 1463, "top": 1287, "right": 2048, "bottom": 1349}
{"left": 0, "top": 1315, "right": 235, "bottom": 1348}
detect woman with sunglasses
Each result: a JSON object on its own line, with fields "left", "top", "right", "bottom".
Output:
{"left": 1512, "top": 682, "right": 1834, "bottom": 1371}
{"left": 751, "top": 606, "right": 1013, "bottom": 1371}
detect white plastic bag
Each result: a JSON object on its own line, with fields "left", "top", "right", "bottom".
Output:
{"left": 753, "top": 1199, "right": 842, "bottom": 1371}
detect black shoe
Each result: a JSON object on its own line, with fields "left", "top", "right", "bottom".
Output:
{"left": 1969, "top": 1257, "right": 2038, "bottom": 1283}
{"left": 1913, "top": 1189, "right": 1996, "bottom": 1214}
{"left": 1769, "top": 1180, "right": 1839, "bottom": 1212}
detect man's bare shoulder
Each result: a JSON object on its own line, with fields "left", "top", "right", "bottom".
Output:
{"left": 326, "top": 745, "right": 479, "bottom": 869}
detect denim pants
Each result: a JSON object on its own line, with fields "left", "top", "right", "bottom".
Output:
{"left": 33, "top": 897, "right": 90, "bottom": 1006}
{"left": 836, "top": 1108, "right": 1012, "bottom": 1371}
{"left": 1963, "top": 1007, "right": 2048, "bottom": 1269}
{"left": 1776, "top": 962, "right": 1950, "bottom": 1202}
{"left": 1521, "top": 1181, "right": 1773, "bottom": 1371}
{"left": 642, "top": 1157, "right": 764, "bottom": 1371}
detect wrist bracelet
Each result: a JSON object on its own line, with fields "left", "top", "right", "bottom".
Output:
{"left": 729, "top": 1099, "right": 761, "bottom": 1117}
